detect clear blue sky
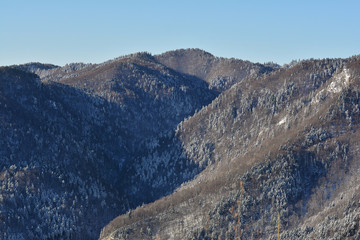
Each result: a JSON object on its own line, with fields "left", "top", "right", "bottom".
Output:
{"left": 1, "top": 0, "right": 359, "bottom": 66}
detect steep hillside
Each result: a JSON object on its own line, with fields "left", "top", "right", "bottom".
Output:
{"left": 100, "top": 56, "right": 360, "bottom": 239}
{"left": 0, "top": 67, "right": 127, "bottom": 239}
{"left": 0, "top": 53, "right": 218, "bottom": 240}
{"left": 155, "top": 48, "right": 278, "bottom": 91}
{"left": 54, "top": 52, "right": 218, "bottom": 148}
{"left": 53, "top": 53, "right": 221, "bottom": 205}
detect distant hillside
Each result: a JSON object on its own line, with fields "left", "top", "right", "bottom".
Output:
{"left": 13, "top": 62, "right": 60, "bottom": 78}
{"left": 155, "top": 48, "right": 279, "bottom": 91}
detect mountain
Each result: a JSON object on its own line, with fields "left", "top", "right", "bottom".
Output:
{"left": 0, "top": 50, "right": 275, "bottom": 239}
{"left": 2, "top": 49, "right": 360, "bottom": 240}
{"left": 99, "top": 55, "right": 360, "bottom": 239}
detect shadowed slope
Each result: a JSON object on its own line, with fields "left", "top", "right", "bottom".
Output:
{"left": 0, "top": 55, "right": 217, "bottom": 239}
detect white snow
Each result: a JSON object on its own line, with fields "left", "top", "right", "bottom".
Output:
{"left": 327, "top": 68, "right": 350, "bottom": 94}
{"left": 312, "top": 68, "right": 350, "bottom": 105}
{"left": 312, "top": 89, "right": 325, "bottom": 104}
{"left": 277, "top": 116, "right": 287, "bottom": 126}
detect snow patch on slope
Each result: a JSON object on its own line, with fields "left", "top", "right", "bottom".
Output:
{"left": 277, "top": 116, "right": 287, "bottom": 126}
{"left": 312, "top": 68, "right": 350, "bottom": 104}
{"left": 328, "top": 68, "right": 350, "bottom": 93}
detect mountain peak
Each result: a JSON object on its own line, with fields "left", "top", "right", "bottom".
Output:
{"left": 113, "top": 51, "right": 156, "bottom": 63}
{"left": 157, "top": 48, "right": 214, "bottom": 58}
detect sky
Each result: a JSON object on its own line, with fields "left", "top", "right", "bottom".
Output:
{"left": 1, "top": 0, "right": 360, "bottom": 66}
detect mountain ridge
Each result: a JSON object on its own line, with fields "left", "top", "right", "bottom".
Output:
{"left": 155, "top": 48, "right": 279, "bottom": 92}
{"left": 1, "top": 49, "right": 360, "bottom": 239}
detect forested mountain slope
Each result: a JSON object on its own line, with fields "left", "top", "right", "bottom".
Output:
{"left": 0, "top": 50, "right": 274, "bottom": 239}
{"left": 100, "top": 55, "right": 360, "bottom": 240}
